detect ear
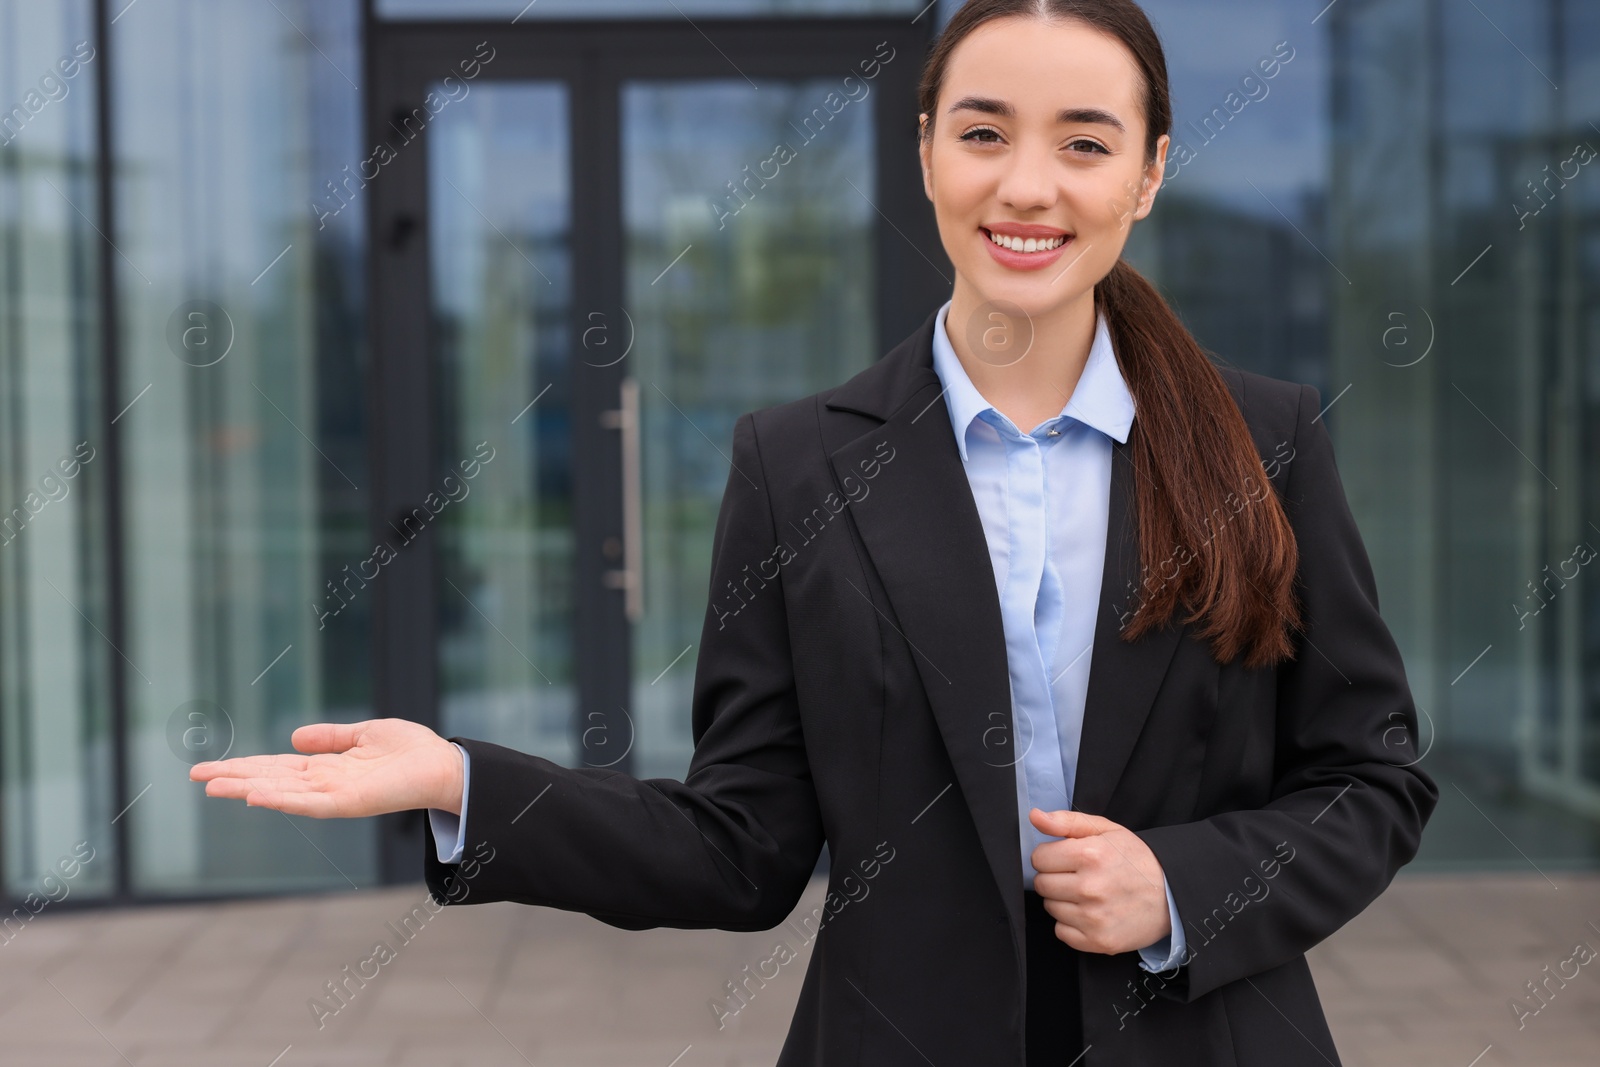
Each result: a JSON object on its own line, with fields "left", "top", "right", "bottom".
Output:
{"left": 918, "top": 113, "right": 934, "bottom": 201}
{"left": 1131, "top": 133, "right": 1170, "bottom": 222}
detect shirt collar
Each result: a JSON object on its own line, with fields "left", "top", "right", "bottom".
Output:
{"left": 930, "top": 299, "right": 1136, "bottom": 462}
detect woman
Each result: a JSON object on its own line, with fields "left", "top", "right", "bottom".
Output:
{"left": 193, "top": 2, "right": 1437, "bottom": 1063}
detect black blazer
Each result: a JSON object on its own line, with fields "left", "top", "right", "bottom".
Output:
{"left": 424, "top": 309, "right": 1439, "bottom": 1066}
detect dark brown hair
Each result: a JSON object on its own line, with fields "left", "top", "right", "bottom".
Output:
{"left": 919, "top": 0, "right": 1301, "bottom": 669}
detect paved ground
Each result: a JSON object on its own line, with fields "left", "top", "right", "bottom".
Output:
{"left": 3, "top": 871, "right": 1597, "bottom": 1066}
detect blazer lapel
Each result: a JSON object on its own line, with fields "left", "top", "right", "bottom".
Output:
{"left": 823, "top": 309, "right": 1186, "bottom": 950}
{"left": 827, "top": 349, "right": 1025, "bottom": 946}
{"left": 1071, "top": 435, "right": 1186, "bottom": 818}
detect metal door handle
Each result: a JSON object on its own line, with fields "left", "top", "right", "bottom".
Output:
{"left": 599, "top": 377, "right": 643, "bottom": 623}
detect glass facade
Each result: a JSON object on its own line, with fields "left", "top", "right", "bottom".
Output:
{"left": 1126, "top": 0, "right": 1600, "bottom": 869}
{"left": 0, "top": 0, "right": 1596, "bottom": 905}
{"left": 0, "top": 0, "right": 115, "bottom": 900}
{"left": 110, "top": 0, "right": 374, "bottom": 894}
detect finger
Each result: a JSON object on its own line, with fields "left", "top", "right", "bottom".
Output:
{"left": 233, "top": 784, "right": 346, "bottom": 819}
{"left": 1050, "top": 918, "right": 1096, "bottom": 953}
{"left": 204, "top": 776, "right": 320, "bottom": 801}
{"left": 1029, "top": 807, "right": 1119, "bottom": 839}
{"left": 1031, "top": 837, "right": 1091, "bottom": 874}
{"left": 1038, "top": 894, "right": 1091, "bottom": 924}
{"left": 248, "top": 788, "right": 347, "bottom": 818}
{"left": 1039, "top": 896, "right": 1094, "bottom": 934}
{"left": 189, "top": 753, "right": 308, "bottom": 781}
{"left": 1031, "top": 871, "right": 1087, "bottom": 901}
{"left": 291, "top": 722, "right": 363, "bottom": 754}
{"left": 1036, "top": 899, "right": 1107, "bottom": 953}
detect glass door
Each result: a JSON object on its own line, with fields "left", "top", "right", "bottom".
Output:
{"left": 367, "top": 19, "right": 940, "bottom": 870}
{"left": 621, "top": 79, "right": 881, "bottom": 778}
{"left": 427, "top": 81, "right": 577, "bottom": 766}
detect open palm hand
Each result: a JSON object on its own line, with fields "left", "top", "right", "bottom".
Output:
{"left": 188, "top": 718, "right": 463, "bottom": 819}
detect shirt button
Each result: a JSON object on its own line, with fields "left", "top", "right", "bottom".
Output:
{"left": 1046, "top": 428, "right": 1061, "bottom": 437}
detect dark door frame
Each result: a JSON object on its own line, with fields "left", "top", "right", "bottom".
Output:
{"left": 363, "top": 12, "right": 946, "bottom": 882}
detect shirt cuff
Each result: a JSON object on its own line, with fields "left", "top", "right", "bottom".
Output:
{"left": 425, "top": 742, "right": 470, "bottom": 865}
{"left": 1136, "top": 873, "right": 1187, "bottom": 974}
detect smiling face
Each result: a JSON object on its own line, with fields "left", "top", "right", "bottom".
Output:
{"left": 919, "top": 15, "right": 1169, "bottom": 322}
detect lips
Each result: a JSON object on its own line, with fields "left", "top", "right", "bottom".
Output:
{"left": 981, "top": 225, "right": 1074, "bottom": 271}
{"left": 984, "top": 229, "right": 1069, "bottom": 254}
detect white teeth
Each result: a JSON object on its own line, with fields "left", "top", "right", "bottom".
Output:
{"left": 987, "top": 230, "right": 1067, "bottom": 253}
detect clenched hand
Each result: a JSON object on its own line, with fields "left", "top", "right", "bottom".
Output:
{"left": 1029, "top": 808, "right": 1172, "bottom": 955}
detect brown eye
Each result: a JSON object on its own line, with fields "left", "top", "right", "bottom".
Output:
{"left": 959, "top": 127, "right": 1002, "bottom": 144}
{"left": 1068, "top": 139, "right": 1110, "bottom": 155}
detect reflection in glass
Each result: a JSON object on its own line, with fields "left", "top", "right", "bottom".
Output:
{"left": 113, "top": 0, "right": 374, "bottom": 894}
{"left": 622, "top": 80, "right": 876, "bottom": 779}
{"left": 0, "top": 0, "right": 115, "bottom": 899}
{"left": 0, "top": 0, "right": 1592, "bottom": 899}
{"left": 429, "top": 83, "right": 575, "bottom": 764}
{"left": 1127, "top": 0, "right": 1600, "bottom": 869}
{"left": 1318, "top": 0, "right": 1600, "bottom": 868}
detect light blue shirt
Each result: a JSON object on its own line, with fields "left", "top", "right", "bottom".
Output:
{"left": 428, "top": 743, "right": 471, "bottom": 863}
{"left": 427, "top": 301, "right": 1186, "bottom": 973}
{"left": 930, "top": 300, "right": 1185, "bottom": 974}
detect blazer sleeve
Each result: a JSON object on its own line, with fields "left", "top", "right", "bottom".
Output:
{"left": 1133, "top": 382, "right": 1440, "bottom": 1002}
{"left": 422, "top": 411, "right": 826, "bottom": 932}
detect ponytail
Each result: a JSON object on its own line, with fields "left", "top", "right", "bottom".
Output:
{"left": 1097, "top": 260, "right": 1301, "bottom": 668}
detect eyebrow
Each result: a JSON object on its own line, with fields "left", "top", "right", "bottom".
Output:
{"left": 946, "top": 96, "right": 1126, "bottom": 132}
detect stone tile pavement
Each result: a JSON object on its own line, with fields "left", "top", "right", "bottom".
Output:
{"left": 1, "top": 871, "right": 1595, "bottom": 1066}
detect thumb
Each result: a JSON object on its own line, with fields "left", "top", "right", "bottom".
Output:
{"left": 1029, "top": 807, "right": 1118, "bottom": 839}
{"left": 291, "top": 722, "right": 362, "bottom": 754}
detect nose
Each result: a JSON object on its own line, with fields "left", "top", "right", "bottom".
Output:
{"left": 994, "top": 138, "right": 1058, "bottom": 213}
